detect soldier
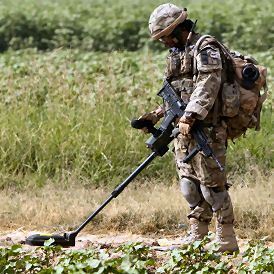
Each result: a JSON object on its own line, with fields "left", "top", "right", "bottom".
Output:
{"left": 139, "top": 3, "right": 239, "bottom": 253}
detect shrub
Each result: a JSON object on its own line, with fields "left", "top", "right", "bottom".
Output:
{"left": 0, "top": 0, "right": 273, "bottom": 52}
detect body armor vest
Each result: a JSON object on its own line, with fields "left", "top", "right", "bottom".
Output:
{"left": 163, "top": 34, "right": 202, "bottom": 104}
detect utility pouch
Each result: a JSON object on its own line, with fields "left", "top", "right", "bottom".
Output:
{"left": 233, "top": 58, "right": 265, "bottom": 90}
{"left": 221, "top": 82, "right": 240, "bottom": 117}
{"left": 167, "top": 51, "right": 181, "bottom": 77}
{"left": 181, "top": 48, "right": 192, "bottom": 74}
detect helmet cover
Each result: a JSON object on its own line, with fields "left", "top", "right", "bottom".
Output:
{"left": 149, "top": 3, "right": 187, "bottom": 40}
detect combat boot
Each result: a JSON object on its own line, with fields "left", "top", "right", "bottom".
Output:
{"left": 204, "top": 222, "right": 239, "bottom": 253}
{"left": 152, "top": 218, "right": 208, "bottom": 251}
{"left": 182, "top": 218, "right": 209, "bottom": 245}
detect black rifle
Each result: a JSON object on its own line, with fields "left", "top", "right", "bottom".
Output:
{"left": 131, "top": 82, "right": 224, "bottom": 170}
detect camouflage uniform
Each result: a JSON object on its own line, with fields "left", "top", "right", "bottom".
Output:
{"left": 163, "top": 34, "right": 235, "bottom": 225}
{"left": 147, "top": 3, "right": 238, "bottom": 252}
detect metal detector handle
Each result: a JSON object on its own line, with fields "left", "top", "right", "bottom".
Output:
{"left": 131, "top": 118, "right": 159, "bottom": 136}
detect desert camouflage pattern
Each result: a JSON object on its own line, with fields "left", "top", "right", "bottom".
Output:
{"left": 163, "top": 33, "right": 234, "bottom": 224}
{"left": 174, "top": 125, "right": 235, "bottom": 225}
{"left": 163, "top": 34, "right": 222, "bottom": 121}
{"left": 174, "top": 126, "right": 227, "bottom": 187}
{"left": 149, "top": 3, "right": 187, "bottom": 40}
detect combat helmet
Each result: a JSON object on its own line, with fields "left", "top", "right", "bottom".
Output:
{"left": 149, "top": 3, "right": 188, "bottom": 40}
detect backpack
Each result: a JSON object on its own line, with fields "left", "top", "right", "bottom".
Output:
{"left": 193, "top": 35, "right": 268, "bottom": 140}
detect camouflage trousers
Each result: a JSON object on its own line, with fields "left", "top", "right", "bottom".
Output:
{"left": 174, "top": 125, "right": 235, "bottom": 224}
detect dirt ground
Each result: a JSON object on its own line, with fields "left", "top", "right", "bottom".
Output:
{"left": 1, "top": 229, "right": 273, "bottom": 252}
{"left": 0, "top": 230, "right": 172, "bottom": 250}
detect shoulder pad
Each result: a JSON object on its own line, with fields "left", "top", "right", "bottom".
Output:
{"left": 196, "top": 47, "right": 222, "bottom": 72}
{"left": 200, "top": 41, "right": 220, "bottom": 52}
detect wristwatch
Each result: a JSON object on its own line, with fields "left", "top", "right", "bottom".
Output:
{"left": 185, "top": 112, "right": 194, "bottom": 118}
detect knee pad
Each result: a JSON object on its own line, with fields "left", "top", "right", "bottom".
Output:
{"left": 200, "top": 185, "right": 227, "bottom": 212}
{"left": 180, "top": 177, "right": 201, "bottom": 208}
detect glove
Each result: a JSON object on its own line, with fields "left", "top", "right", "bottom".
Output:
{"left": 139, "top": 108, "right": 163, "bottom": 134}
{"left": 178, "top": 113, "right": 195, "bottom": 136}
{"left": 139, "top": 111, "right": 159, "bottom": 125}
{"left": 179, "top": 122, "right": 192, "bottom": 135}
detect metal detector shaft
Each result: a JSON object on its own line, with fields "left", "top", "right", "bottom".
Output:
{"left": 26, "top": 152, "right": 159, "bottom": 246}
{"left": 72, "top": 152, "right": 157, "bottom": 236}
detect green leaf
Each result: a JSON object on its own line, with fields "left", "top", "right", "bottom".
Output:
{"left": 44, "top": 238, "right": 55, "bottom": 246}
{"left": 86, "top": 258, "right": 101, "bottom": 269}
{"left": 193, "top": 240, "right": 202, "bottom": 250}
{"left": 25, "top": 262, "right": 33, "bottom": 271}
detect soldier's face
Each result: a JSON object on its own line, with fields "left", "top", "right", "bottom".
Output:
{"left": 159, "top": 36, "right": 179, "bottom": 48}
{"left": 159, "top": 30, "right": 189, "bottom": 49}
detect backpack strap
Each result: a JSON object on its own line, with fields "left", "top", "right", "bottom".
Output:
{"left": 193, "top": 35, "right": 234, "bottom": 75}
{"left": 192, "top": 35, "right": 231, "bottom": 126}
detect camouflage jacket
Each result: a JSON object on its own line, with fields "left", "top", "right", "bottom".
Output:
{"left": 163, "top": 33, "right": 223, "bottom": 123}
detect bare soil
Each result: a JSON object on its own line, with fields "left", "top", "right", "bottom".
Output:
{"left": 1, "top": 229, "right": 273, "bottom": 251}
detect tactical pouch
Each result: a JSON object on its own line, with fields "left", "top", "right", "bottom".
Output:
{"left": 233, "top": 58, "right": 266, "bottom": 90}
{"left": 166, "top": 50, "right": 182, "bottom": 77}
{"left": 181, "top": 48, "right": 192, "bottom": 74}
{"left": 221, "top": 82, "right": 240, "bottom": 117}
{"left": 171, "top": 78, "right": 193, "bottom": 104}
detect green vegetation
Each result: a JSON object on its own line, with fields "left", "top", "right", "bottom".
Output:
{"left": 0, "top": 48, "right": 272, "bottom": 188}
{"left": 0, "top": 0, "right": 272, "bottom": 189}
{"left": 0, "top": 238, "right": 273, "bottom": 273}
{"left": 0, "top": 49, "right": 169, "bottom": 188}
{"left": 0, "top": 0, "right": 272, "bottom": 270}
{"left": 0, "top": 0, "right": 273, "bottom": 52}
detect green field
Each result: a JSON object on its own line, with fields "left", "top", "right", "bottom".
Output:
{"left": 0, "top": 0, "right": 273, "bottom": 52}
{"left": 0, "top": 0, "right": 273, "bottom": 272}
{"left": 0, "top": 0, "right": 272, "bottom": 190}
{"left": 0, "top": 48, "right": 272, "bottom": 189}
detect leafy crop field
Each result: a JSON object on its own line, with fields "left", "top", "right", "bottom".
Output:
{"left": 0, "top": 0, "right": 273, "bottom": 272}
{"left": 0, "top": 238, "right": 273, "bottom": 273}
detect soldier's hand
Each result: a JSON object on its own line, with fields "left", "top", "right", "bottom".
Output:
{"left": 179, "top": 122, "right": 192, "bottom": 135}
{"left": 139, "top": 108, "right": 163, "bottom": 134}
{"left": 139, "top": 110, "right": 160, "bottom": 124}
{"left": 141, "top": 127, "right": 150, "bottom": 134}
{"left": 178, "top": 113, "right": 195, "bottom": 136}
